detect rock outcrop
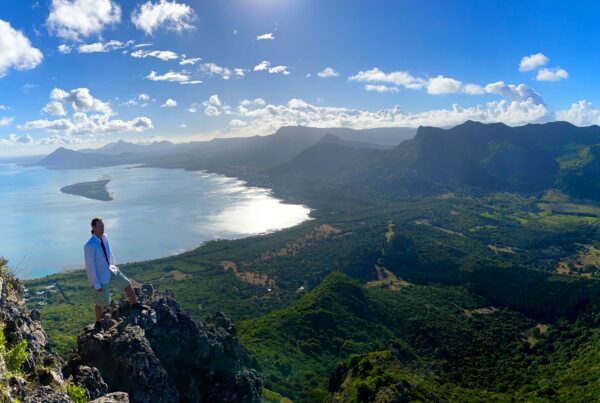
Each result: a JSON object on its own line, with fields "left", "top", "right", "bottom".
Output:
{"left": 69, "top": 284, "right": 262, "bottom": 403}
{"left": 0, "top": 259, "right": 261, "bottom": 403}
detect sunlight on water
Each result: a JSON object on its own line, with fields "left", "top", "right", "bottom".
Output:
{"left": 0, "top": 164, "right": 311, "bottom": 279}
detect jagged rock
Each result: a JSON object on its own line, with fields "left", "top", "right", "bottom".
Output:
{"left": 23, "top": 386, "right": 71, "bottom": 402}
{"left": 89, "top": 391, "right": 130, "bottom": 402}
{"left": 70, "top": 365, "right": 109, "bottom": 399}
{"left": 71, "top": 286, "right": 262, "bottom": 403}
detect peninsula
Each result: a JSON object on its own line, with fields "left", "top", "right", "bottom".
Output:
{"left": 60, "top": 179, "right": 112, "bottom": 201}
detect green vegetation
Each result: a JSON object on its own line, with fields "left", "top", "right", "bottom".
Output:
{"left": 23, "top": 122, "right": 600, "bottom": 400}
{"left": 60, "top": 179, "right": 112, "bottom": 201}
{"left": 65, "top": 383, "right": 88, "bottom": 403}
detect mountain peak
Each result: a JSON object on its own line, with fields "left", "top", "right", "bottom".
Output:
{"left": 71, "top": 284, "right": 262, "bottom": 402}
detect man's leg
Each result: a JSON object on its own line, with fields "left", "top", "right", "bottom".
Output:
{"left": 114, "top": 269, "right": 148, "bottom": 310}
{"left": 95, "top": 304, "right": 102, "bottom": 322}
{"left": 124, "top": 285, "right": 138, "bottom": 304}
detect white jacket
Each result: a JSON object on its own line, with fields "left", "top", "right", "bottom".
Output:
{"left": 84, "top": 233, "right": 119, "bottom": 290}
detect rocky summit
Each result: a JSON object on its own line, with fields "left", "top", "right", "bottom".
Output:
{"left": 67, "top": 284, "right": 262, "bottom": 403}
{"left": 0, "top": 261, "right": 261, "bottom": 403}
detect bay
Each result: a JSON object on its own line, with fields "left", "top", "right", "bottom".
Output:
{"left": 0, "top": 163, "right": 311, "bottom": 279}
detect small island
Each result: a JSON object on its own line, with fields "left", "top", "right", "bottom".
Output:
{"left": 60, "top": 179, "right": 113, "bottom": 201}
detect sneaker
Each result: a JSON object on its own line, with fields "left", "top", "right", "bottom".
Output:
{"left": 131, "top": 302, "right": 150, "bottom": 311}
{"left": 94, "top": 321, "right": 102, "bottom": 332}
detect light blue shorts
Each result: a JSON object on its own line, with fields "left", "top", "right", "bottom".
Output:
{"left": 93, "top": 269, "right": 131, "bottom": 308}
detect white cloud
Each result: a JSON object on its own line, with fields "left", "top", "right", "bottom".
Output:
{"left": 202, "top": 94, "right": 231, "bottom": 116}
{"left": 349, "top": 67, "right": 426, "bottom": 89}
{"left": 463, "top": 83, "right": 485, "bottom": 95}
{"left": 253, "top": 60, "right": 290, "bottom": 75}
{"left": 555, "top": 100, "right": 600, "bottom": 125}
{"left": 25, "top": 88, "right": 153, "bottom": 136}
{"left": 200, "top": 63, "right": 232, "bottom": 80}
{"left": 256, "top": 33, "right": 274, "bottom": 40}
{"left": 131, "top": 0, "right": 197, "bottom": 35}
{"left": 240, "top": 98, "right": 266, "bottom": 106}
{"left": 0, "top": 133, "right": 33, "bottom": 146}
{"left": 43, "top": 87, "right": 113, "bottom": 115}
{"left": 78, "top": 40, "right": 126, "bottom": 53}
{"left": 427, "top": 75, "right": 462, "bottom": 95}
{"left": 0, "top": 117, "right": 14, "bottom": 126}
{"left": 24, "top": 114, "right": 153, "bottom": 135}
{"left": 180, "top": 80, "right": 202, "bottom": 85}
{"left": 224, "top": 97, "right": 552, "bottom": 137}
{"left": 179, "top": 123, "right": 187, "bottom": 128}
{"left": 483, "top": 81, "right": 544, "bottom": 104}
{"left": 519, "top": 52, "right": 549, "bottom": 72}
{"left": 131, "top": 49, "right": 178, "bottom": 61}
{"left": 57, "top": 44, "right": 72, "bottom": 54}
{"left": 253, "top": 60, "right": 270, "bottom": 71}
{"left": 47, "top": 0, "right": 121, "bottom": 40}
{"left": 139, "top": 93, "right": 150, "bottom": 101}
{"left": 0, "top": 20, "right": 43, "bottom": 78}
{"left": 536, "top": 67, "right": 568, "bottom": 82}
{"left": 365, "top": 84, "right": 398, "bottom": 93}
{"left": 229, "top": 119, "right": 247, "bottom": 127}
{"left": 145, "top": 70, "right": 191, "bottom": 82}
{"left": 317, "top": 67, "right": 339, "bottom": 78}
{"left": 180, "top": 56, "right": 201, "bottom": 65}
{"left": 161, "top": 98, "right": 177, "bottom": 107}
{"left": 268, "top": 65, "right": 290, "bottom": 75}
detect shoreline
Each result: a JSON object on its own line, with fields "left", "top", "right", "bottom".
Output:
{"left": 19, "top": 165, "right": 315, "bottom": 281}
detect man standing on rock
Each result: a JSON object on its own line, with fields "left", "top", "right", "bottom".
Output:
{"left": 84, "top": 217, "right": 148, "bottom": 331}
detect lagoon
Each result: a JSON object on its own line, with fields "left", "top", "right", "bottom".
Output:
{"left": 0, "top": 163, "right": 311, "bottom": 279}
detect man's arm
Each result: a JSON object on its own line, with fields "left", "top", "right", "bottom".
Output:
{"left": 84, "top": 245, "right": 101, "bottom": 290}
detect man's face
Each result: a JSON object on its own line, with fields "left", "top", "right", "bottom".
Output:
{"left": 93, "top": 220, "right": 105, "bottom": 236}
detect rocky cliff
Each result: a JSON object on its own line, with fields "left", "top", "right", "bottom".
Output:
{"left": 0, "top": 260, "right": 261, "bottom": 402}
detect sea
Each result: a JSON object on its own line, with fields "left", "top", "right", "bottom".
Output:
{"left": 0, "top": 163, "right": 311, "bottom": 279}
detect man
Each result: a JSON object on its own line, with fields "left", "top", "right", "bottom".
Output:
{"left": 84, "top": 217, "right": 148, "bottom": 332}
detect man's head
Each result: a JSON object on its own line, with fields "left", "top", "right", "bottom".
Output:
{"left": 91, "top": 217, "right": 104, "bottom": 236}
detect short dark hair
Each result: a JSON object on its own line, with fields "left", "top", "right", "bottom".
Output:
{"left": 91, "top": 217, "right": 103, "bottom": 233}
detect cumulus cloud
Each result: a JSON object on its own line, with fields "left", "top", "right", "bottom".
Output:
{"left": 462, "top": 83, "right": 485, "bottom": 95}
{"left": 219, "top": 96, "right": 553, "bottom": 138}
{"left": 25, "top": 88, "right": 153, "bottom": 136}
{"left": 47, "top": 0, "right": 121, "bottom": 40}
{"left": 0, "top": 116, "right": 14, "bottom": 126}
{"left": 483, "top": 81, "right": 544, "bottom": 104}
{"left": 536, "top": 67, "right": 568, "bottom": 82}
{"left": 57, "top": 44, "right": 72, "bottom": 54}
{"left": 202, "top": 94, "right": 232, "bottom": 116}
{"left": 24, "top": 114, "right": 153, "bottom": 135}
{"left": 253, "top": 60, "right": 270, "bottom": 72}
{"left": 519, "top": 52, "right": 549, "bottom": 72}
{"left": 365, "top": 84, "right": 398, "bottom": 93}
{"left": 317, "top": 67, "right": 339, "bottom": 78}
{"left": 0, "top": 133, "right": 34, "bottom": 146}
{"left": 253, "top": 61, "right": 290, "bottom": 75}
{"left": 131, "top": 0, "right": 197, "bottom": 35}
{"left": 349, "top": 67, "right": 426, "bottom": 89}
{"left": 131, "top": 49, "right": 178, "bottom": 61}
{"left": 180, "top": 56, "right": 201, "bottom": 65}
{"left": 145, "top": 70, "right": 191, "bottom": 82}
{"left": 0, "top": 20, "right": 43, "bottom": 78}
{"left": 555, "top": 100, "right": 600, "bottom": 126}
{"left": 427, "top": 75, "right": 462, "bottom": 95}
{"left": 256, "top": 33, "right": 274, "bottom": 40}
{"left": 161, "top": 98, "right": 177, "bottom": 107}
{"left": 43, "top": 87, "right": 113, "bottom": 116}
{"left": 78, "top": 40, "right": 127, "bottom": 53}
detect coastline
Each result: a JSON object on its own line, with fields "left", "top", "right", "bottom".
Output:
{"left": 19, "top": 165, "right": 314, "bottom": 281}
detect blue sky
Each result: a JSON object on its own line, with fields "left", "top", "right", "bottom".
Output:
{"left": 0, "top": 0, "right": 598, "bottom": 156}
